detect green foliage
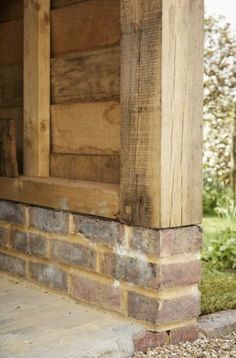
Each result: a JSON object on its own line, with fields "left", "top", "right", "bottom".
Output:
{"left": 200, "top": 263, "right": 236, "bottom": 315}
{"left": 202, "top": 228, "right": 236, "bottom": 270}
{"left": 215, "top": 188, "right": 236, "bottom": 219}
{"left": 203, "top": 175, "right": 225, "bottom": 215}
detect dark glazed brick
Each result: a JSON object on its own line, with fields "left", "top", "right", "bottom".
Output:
{"left": 170, "top": 325, "right": 199, "bottom": 344}
{"left": 0, "top": 228, "right": 9, "bottom": 247}
{"left": 73, "top": 215, "right": 123, "bottom": 246}
{"left": 160, "top": 260, "right": 201, "bottom": 289}
{"left": 134, "top": 331, "right": 169, "bottom": 352}
{"left": 0, "top": 252, "right": 25, "bottom": 276}
{"left": 159, "top": 226, "right": 202, "bottom": 257}
{"left": 0, "top": 200, "right": 24, "bottom": 224}
{"left": 30, "top": 262, "right": 68, "bottom": 291}
{"left": 72, "top": 275, "right": 121, "bottom": 313}
{"left": 51, "top": 240, "right": 96, "bottom": 270}
{"left": 29, "top": 207, "right": 69, "bottom": 234}
{"left": 128, "top": 291, "right": 159, "bottom": 324}
{"left": 10, "top": 231, "right": 47, "bottom": 257}
{"left": 130, "top": 227, "right": 160, "bottom": 256}
{"left": 100, "top": 252, "right": 159, "bottom": 289}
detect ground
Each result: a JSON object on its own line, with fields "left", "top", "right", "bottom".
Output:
{"left": 201, "top": 216, "right": 236, "bottom": 314}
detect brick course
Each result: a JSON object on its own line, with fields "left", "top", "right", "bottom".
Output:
{"left": 0, "top": 200, "right": 202, "bottom": 341}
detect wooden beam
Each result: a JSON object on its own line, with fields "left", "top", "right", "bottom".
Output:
{"left": 120, "top": 0, "right": 204, "bottom": 228}
{"left": 0, "top": 177, "right": 119, "bottom": 219}
{"left": 23, "top": 0, "right": 50, "bottom": 176}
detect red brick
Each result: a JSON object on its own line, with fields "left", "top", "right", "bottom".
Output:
{"left": 29, "top": 207, "right": 69, "bottom": 234}
{"left": 159, "top": 226, "right": 202, "bottom": 257}
{"left": 0, "top": 200, "right": 25, "bottom": 224}
{"left": 51, "top": 240, "right": 96, "bottom": 270}
{"left": 0, "top": 228, "right": 9, "bottom": 248}
{"left": 128, "top": 291, "right": 159, "bottom": 324}
{"left": 134, "top": 331, "right": 169, "bottom": 353}
{"left": 0, "top": 252, "right": 25, "bottom": 277}
{"left": 29, "top": 262, "right": 68, "bottom": 291}
{"left": 130, "top": 227, "right": 160, "bottom": 256}
{"left": 73, "top": 214, "right": 124, "bottom": 247}
{"left": 170, "top": 325, "right": 199, "bottom": 344}
{"left": 72, "top": 275, "right": 121, "bottom": 313}
{"left": 160, "top": 260, "right": 201, "bottom": 289}
{"left": 100, "top": 252, "right": 160, "bottom": 289}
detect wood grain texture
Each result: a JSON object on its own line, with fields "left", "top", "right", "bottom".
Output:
{"left": 0, "top": 177, "right": 119, "bottom": 219}
{"left": 51, "top": 101, "right": 120, "bottom": 155}
{"left": 120, "top": 0, "right": 203, "bottom": 228}
{"left": 161, "top": 0, "right": 204, "bottom": 227}
{"left": 0, "top": 119, "right": 18, "bottom": 177}
{"left": 0, "top": 0, "right": 23, "bottom": 22}
{"left": 0, "top": 63, "right": 23, "bottom": 107}
{"left": 51, "top": 0, "right": 120, "bottom": 56}
{"left": 50, "top": 154, "right": 120, "bottom": 184}
{"left": 51, "top": 0, "right": 90, "bottom": 9}
{"left": 120, "top": 0, "right": 162, "bottom": 227}
{"left": 51, "top": 46, "right": 120, "bottom": 104}
{"left": 0, "top": 107, "right": 23, "bottom": 173}
{"left": 24, "top": 0, "right": 50, "bottom": 176}
{"left": 0, "top": 18, "right": 23, "bottom": 65}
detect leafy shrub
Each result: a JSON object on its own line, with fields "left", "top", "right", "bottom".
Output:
{"left": 202, "top": 228, "right": 236, "bottom": 270}
{"left": 215, "top": 188, "right": 236, "bottom": 220}
{"left": 203, "top": 175, "right": 226, "bottom": 215}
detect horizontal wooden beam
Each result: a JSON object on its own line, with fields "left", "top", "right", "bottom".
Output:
{"left": 0, "top": 177, "right": 119, "bottom": 219}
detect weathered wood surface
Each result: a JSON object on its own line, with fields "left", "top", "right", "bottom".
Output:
{"left": 24, "top": 0, "right": 50, "bottom": 177}
{"left": 0, "top": 119, "right": 18, "bottom": 177}
{"left": 51, "top": 0, "right": 120, "bottom": 56}
{"left": 51, "top": 46, "right": 120, "bottom": 104}
{"left": 0, "top": 177, "right": 119, "bottom": 219}
{"left": 51, "top": 101, "right": 120, "bottom": 155}
{"left": 0, "top": 18, "right": 23, "bottom": 65}
{"left": 0, "top": 0, "right": 23, "bottom": 22}
{"left": 50, "top": 154, "right": 120, "bottom": 184}
{"left": 120, "top": 0, "right": 203, "bottom": 228}
{"left": 120, "top": 0, "right": 162, "bottom": 227}
{"left": 0, "top": 63, "right": 23, "bottom": 107}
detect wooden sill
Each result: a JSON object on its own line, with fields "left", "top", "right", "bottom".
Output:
{"left": 0, "top": 176, "right": 119, "bottom": 219}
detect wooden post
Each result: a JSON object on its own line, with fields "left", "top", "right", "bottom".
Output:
{"left": 120, "top": 0, "right": 204, "bottom": 228}
{"left": 23, "top": 0, "right": 50, "bottom": 176}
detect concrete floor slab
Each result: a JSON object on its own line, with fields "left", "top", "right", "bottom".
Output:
{"left": 0, "top": 275, "right": 145, "bottom": 358}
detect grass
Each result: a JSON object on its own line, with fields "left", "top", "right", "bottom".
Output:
{"left": 201, "top": 215, "right": 236, "bottom": 315}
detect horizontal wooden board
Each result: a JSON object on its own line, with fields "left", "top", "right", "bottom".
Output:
{"left": 51, "top": 101, "right": 120, "bottom": 155}
{"left": 0, "top": 63, "right": 23, "bottom": 107}
{"left": 0, "top": 176, "right": 119, "bottom": 219}
{"left": 0, "top": 0, "right": 23, "bottom": 23}
{"left": 0, "top": 18, "right": 23, "bottom": 65}
{"left": 50, "top": 154, "right": 120, "bottom": 184}
{"left": 51, "top": 0, "right": 90, "bottom": 10}
{"left": 51, "top": 46, "right": 120, "bottom": 104}
{"left": 51, "top": 0, "right": 120, "bottom": 56}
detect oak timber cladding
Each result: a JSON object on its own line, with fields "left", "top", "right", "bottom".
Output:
{"left": 50, "top": 0, "right": 121, "bottom": 183}
{"left": 0, "top": 3, "right": 23, "bottom": 173}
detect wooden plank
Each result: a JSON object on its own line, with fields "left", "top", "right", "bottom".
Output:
{"left": 51, "top": 0, "right": 120, "bottom": 56}
{"left": 51, "top": 101, "right": 120, "bottom": 155}
{"left": 24, "top": 0, "right": 50, "bottom": 176}
{"left": 161, "top": 0, "right": 204, "bottom": 227}
{"left": 120, "top": 0, "right": 162, "bottom": 227}
{"left": 0, "top": 0, "right": 23, "bottom": 23}
{"left": 0, "top": 63, "right": 23, "bottom": 107}
{"left": 0, "top": 107, "right": 23, "bottom": 173}
{"left": 50, "top": 154, "right": 120, "bottom": 184}
{"left": 0, "top": 19, "right": 23, "bottom": 65}
{"left": 51, "top": 46, "right": 120, "bottom": 104}
{"left": 120, "top": 0, "right": 203, "bottom": 228}
{"left": 51, "top": 0, "right": 90, "bottom": 9}
{"left": 0, "top": 119, "right": 18, "bottom": 177}
{"left": 0, "top": 177, "right": 119, "bottom": 219}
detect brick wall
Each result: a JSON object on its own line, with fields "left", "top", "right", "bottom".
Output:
{"left": 0, "top": 200, "right": 202, "bottom": 337}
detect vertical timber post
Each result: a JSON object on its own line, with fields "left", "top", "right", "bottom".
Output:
{"left": 23, "top": 0, "right": 50, "bottom": 176}
{"left": 120, "top": 0, "right": 204, "bottom": 228}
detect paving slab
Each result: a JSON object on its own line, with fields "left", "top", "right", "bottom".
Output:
{"left": 0, "top": 275, "right": 145, "bottom": 358}
{"left": 198, "top": 310, "right": 236, "bottom": 338}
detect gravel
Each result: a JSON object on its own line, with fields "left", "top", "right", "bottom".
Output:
{"left": 133, "top": 332, "right": 236, "bottom": 358}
